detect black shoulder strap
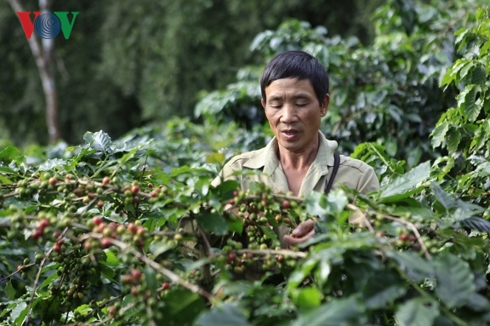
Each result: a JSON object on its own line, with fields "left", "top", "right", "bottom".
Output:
{"left": 324, "top": 152, "right": 340, "bottom": 194}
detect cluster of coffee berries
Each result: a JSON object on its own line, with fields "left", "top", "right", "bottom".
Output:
{"left": 122, "top": 182, "right": 142, "bottom": 206}
{"left": 32, "top": 217, "right": 51, "bottom": 239}
{"left": 84, "top": 218, "right": 147, "bottom": 250}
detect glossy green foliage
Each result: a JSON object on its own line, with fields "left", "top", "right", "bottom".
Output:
{"left": 196, "top": 1, "right": 489, "bottom": 168}
{"left": 0, "top": 105, "right": 490, "bottom": 324}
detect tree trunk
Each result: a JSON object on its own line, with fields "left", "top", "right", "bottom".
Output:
{"left": 8, "top": 0, "right": 61, "bottom": 144}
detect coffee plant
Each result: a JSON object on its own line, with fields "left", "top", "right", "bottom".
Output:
{"left": 2, "top": 4, "right": 490, "bottom": 326}
{"left": 196, "top": 0, "right": 488, "bottom": 168}
{"left": 1, "top": 112, "right": 490, "bottom": 326}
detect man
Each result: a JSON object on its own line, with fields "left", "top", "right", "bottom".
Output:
{"left": 212, "top": 50, "right": 379, "bottom": 247}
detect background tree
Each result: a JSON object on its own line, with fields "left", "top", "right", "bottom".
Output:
{"left": 7, "top": 0, "right": 61, "bottom": 144}
{"left": 0, "top": 0, "right": 384, "bottom": 146}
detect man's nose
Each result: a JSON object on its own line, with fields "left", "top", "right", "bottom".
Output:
{"left": 281, "top": 104, "right": 296, "bottom": 123}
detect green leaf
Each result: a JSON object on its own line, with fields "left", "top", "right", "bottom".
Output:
{"left": 212, "top": 180, "right": 239, "bottom": 198}
{"left": 431, "top": 183, "right": 456, "bottom": 210}
{"left": 363, "top": 272, "right": 406, "bottom": 309}
{"left": 259, "top": 225, "right": 278, "bottom": 242}
{"left": 5, "top": 280, "right": 16, "bottom": 300}
{"left": 0, "top": 145, "right": 20, "bottom": 161}
{"left": 194, "top": 303, "right": 250, "bottom": 326}
{"left": 292, "top": 296, "right": 364, "bottom": 326}
{"left": 99, "top": 261, "right": 116, "bottom": 282}
{"left": 395, "top": 298, "right": 439, "bottom": 326}
{"left": 387, "top": 251, "right": 434, "bottom": 282}
{"left": 435, "top": 253, "right": 476, "bottom": 308}
{"left": 314, "top": 256, "right": 332, "bottom": 287}
{"left": 288, "top": 258, "right": 318, "bottom": 291}
{"left": 458, "top": 85, "right": 482, "bottom": 122}
{"left": 480, "top": 40, "right": 490, "bottom": 55}
{"left": 74, "top": 304, "right": 92, "bottom": 317}
{"left": 305, "top": 191, "right": 329, "bottom": 218}
{"left": 446, "top": 126, "right": 461, "bottom": 154}
{"left": 440, "top": 68, "right": 456, "bottom": 87}
{"left": 38, "top": 158, "right": 67, "bottom": 171}
{"left": 471, "top": 65, "right": 487, "bottom": 85}
{"left": 149, "top": 241, "right": 176, "bottom": 257}
{"left": 104, "top": 249, "right": 121, "bottom": 266}
{"left": 431, "top": 122, "right": 449, "bottom": 148}
{"left": 327, "top": 189, "right": 348, "bottom": 215}
{"left": 144, "top": 266, "right": 158, "bottom": 294}
{"left": 380, "top": 161, "right": 430, "bottom": 199}
{"left": 195, "top": 177, "right": 210, "bottom": 196}
{"left": 196, "top": 212, "right": 228, "bottom": 236}
{"left": 461, "top": 217, "right": 490, "bottom": 234}
{"left": 163, "top": 288, "right": 206, "bottom": 319}
{"left": 206, "top": 152, "right": 225, "bottom": 164}
{"left": 292, "top": 287, "right": 322, "bottom": 310}
{"left": 39, "top": 297, "right": 62, "bottom": 323}
{"left": 38, "top": 271, "right": 61, "bottom": 291}
{"left": 391, "top": 205, "right": 435, "bottom": 221}
{"left": 10, "top": 301, "right": 28, "bottom": 325}
{"left": 83, "top": 130, "right": 112, "bottom": 152}
{"left": 226, "top": 217, "right": 244, "bottom": 234}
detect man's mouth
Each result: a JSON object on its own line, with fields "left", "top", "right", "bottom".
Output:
{"left": 282, "top": 130, "right": 299, "bottom": 135}
{"left": 281, "top": 130, "right": 300, "bottom": 140}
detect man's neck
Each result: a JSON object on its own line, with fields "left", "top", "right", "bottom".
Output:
{"left": 277, "top": 137, "right": 320, "bottom": 171}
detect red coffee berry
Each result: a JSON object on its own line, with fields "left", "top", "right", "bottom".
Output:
{"left": 93, "top": 216, "right": 103, "bottom": 226}
{"left": 399, "top": 234, "right": 409, "bottom": 242}
{"left": 38, "top": 218, "right": 50, "bottom": 230}
{"left": 227, "top": 252, "right": 236, "bottom": 263}
{"left": 102, "top": 176, "right": 110, "bottom": 185}
{"left": 53, "top": 242, "right": 62, "bottom": 253}
{"left": 74, "top": 188, "right": 83, "bottom": 196}
{"left": 128, "top": 223, "right": 137, "bottom": 233}
{"left": 131, "top": 286, "right": 139, "bottom": 296}
{"left": 108, "top": 306, "right": 117, "bottom": 316}
{"left": 131, "top": 269, "right": 142, "bottom": 281}
{"left": 32, "top": 229, "right": 44, "bottom": 239}
{"left": 101, "top": 238, "right": 112, "bottom": 248}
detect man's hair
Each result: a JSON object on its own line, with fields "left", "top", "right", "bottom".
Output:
{"left": 260, "top": 50, "right": 330, "bottom": 105}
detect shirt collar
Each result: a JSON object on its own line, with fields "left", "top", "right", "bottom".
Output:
{"left": 242, "top": 131, "right": 339, "bottom": 173}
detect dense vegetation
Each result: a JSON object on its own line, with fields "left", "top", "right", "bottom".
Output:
{"left": 0, "top": 0, "right": 383, "bottom": 145}
{"left": 1, "top": 0, "right": 490, "bottom": 325}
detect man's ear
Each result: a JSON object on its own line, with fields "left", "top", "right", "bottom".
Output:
{"left": 320, "top": 93, "right": 330, "bottom": 117}
{"left": 261, "top": 98, "right": 266, "bottom": 109}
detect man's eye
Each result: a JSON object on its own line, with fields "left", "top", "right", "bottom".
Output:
{"left": 296, "top": 103, "right": 308, "bottom": 107}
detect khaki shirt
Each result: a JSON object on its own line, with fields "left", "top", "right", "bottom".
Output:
{"left": 212, "top": 132, "right": 380, "bottom": 195}
{"left": 211, "top": 132, "right": 379, "bottom": 280}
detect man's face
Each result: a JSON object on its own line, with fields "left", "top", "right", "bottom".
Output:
{"left": 262, "top": 78, "right": 329, "bottom": 153}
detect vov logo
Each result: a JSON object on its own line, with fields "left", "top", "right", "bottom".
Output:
{"left": 16, "top": 12, "right": 79, "bottom": 39}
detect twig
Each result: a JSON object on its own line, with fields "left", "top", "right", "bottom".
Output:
{"left": 381, "top": 215, "right": 431, "bottom": 259}
{"left": 0, "top": 263, "right": 35, "bottom": 283}
{"left": 235, "top": 249, "right": 307, "bottom": 259}
{"left": 346, "top": 203, "right": 375, "bottom": 233}
{"left": 23, "top": 226, "right": 70, "bottom": 325}
{"left": 79, "top": 233, "right": 216, "bottom": 303}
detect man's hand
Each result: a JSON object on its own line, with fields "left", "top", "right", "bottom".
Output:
{"left": 283, "top": 219, "right": 316, "bottom": 246}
